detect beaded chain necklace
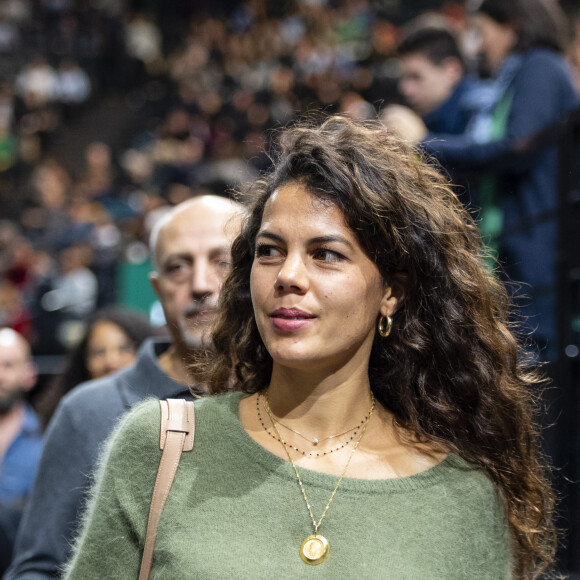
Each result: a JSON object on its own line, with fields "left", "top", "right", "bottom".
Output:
{"left": 256, "top": 394, "right": 369, "bottom": 457}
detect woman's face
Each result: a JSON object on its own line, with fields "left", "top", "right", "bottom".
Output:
{"left": 86, "top": 320, "right": 137, "bottom": 379}
{"left": 474, "top": 13, "right": 517, "bottom": 73}
{"left": 250, "top": 182, "right": 400, "bottom": 374}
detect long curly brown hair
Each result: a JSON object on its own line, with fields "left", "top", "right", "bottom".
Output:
{"left": 196, "top": 116, "right": 556, "bottom": 578}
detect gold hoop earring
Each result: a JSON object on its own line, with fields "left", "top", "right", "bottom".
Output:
{"left": 377, "top": 315, "right": 392, "bottom": 337}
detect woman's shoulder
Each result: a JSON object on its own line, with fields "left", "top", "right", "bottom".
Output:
{"left": 119, "top": 397, "right": 161, "bottom": 432}
{"left": 193, "top": 391, "right": 244, "bottom": 418}
{"left": 433, "top": 454, "right": 505, "bottom": 516}
{"left": 100, "top": 398, "right": 162, "bottom": 463}
{"left": 109, "top": 392, "right": 243, "bottom": 446}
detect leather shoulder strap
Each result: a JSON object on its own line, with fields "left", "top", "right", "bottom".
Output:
{"left": 139, "top": 398, "right": 195, "bottom": 580}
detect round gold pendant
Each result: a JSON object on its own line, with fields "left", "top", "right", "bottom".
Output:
{"left": 300, "top": 534, "right": 329, "bottom": 565}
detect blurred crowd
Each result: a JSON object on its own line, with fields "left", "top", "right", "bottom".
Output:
{"left": 1, "top": 0, "right": 580, "bottom": 575}
{"left": 0, "top": 0, "right": 579, "bottom": 361}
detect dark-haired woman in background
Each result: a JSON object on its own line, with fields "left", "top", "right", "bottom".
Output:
{"left": 64, "top": 117, "right": 555, "bottom": 579}
{"left": 36, "top": 306, "right": 159, "bottom": 426}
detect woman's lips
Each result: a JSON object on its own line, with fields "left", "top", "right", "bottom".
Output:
{"left": 270, "top": 308, "right": 316, "bottom": 331}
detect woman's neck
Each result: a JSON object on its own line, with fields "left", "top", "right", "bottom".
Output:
{"left": 240, "top": 362, "right": 448, "bottom": 479}
{"left": 266, "top": 362, "right": 374, "bottom": 437}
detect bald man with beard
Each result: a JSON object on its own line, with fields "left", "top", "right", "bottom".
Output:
{"left": 0, "top": 328, "right": 42, "bottom": 574}
{"left": 6, "top": 196, "right": 246, "bottom": 578}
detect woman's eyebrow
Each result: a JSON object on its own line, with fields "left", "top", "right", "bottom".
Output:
{"left": 308, "top": 235, "right": 354, "bottom": 250}
{"left": 256, "top": 231, "right": 354, "bottom": 250}
{"left": 256, "top": 230, "right": 284, "bottom": 242}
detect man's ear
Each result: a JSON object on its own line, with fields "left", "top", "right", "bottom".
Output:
{"left": 149, "top": 271, "right": 160, "bottom": 298}
{"left": 22, "top": 361, "right": 37, "bottom": 392}
{"left": 441, "top": 57, "right": 463, "bottom": 86}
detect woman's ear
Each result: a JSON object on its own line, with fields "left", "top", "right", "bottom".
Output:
{"left": 380, "top": 274, "right": 406, "bottom": 318}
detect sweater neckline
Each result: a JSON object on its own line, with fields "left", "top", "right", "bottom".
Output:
{"left": 214, "top": 392, "right": 473, "bottom": 495}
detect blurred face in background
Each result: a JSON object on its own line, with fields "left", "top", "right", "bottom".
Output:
{"left": 86, "top": 320, "right": 137, "bottom": 379}
{"left": 473, "top": 13, "right": 517, "bottom": 73}
{"left": 398, "top": 53, "right": 463, "bottom": 116}
{"left": 0, "top": 328, "right": 35, "bottom": 414}
{"left": 150, "top": 197, "right": 244, "bottom": 350}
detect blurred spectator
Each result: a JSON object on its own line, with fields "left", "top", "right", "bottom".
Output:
{"left": 21, "top": 157, "right": 71, "bottom": 250}
{"left": 382, "top": 24, "right": 491, "bottom": 201}
{"left": 339, "top": 90, "right": 375, "bottom": 120}
{"left": 124, "top": 12, "right": 164, "bottom": 78}
{"left": 0, "top": 84, "right": 17, "bottom": 173}
{"left": 78, "top": 141, "right": 116, "bottom": 199}
{"left": 149, "top": 108, "right": 205, "bottom": 191}
{"left": 55, "top": 60, "right": 90, "bottom": 106}
{"left": 35, "top": 306, "right": 159, "bottom": 426}
{"left": 383, "top": 0, "right": 579, "bottom": 363}
{"left": 85, "top": 202, "right": 122, "bottom": 306}
{"left": 567, "top": 8, "right": 580, "bottom": 95}
{"left": 0, "top": 125, "right": 18, "bottom": 173}
{"left": 0, "top": 221, "right": 21, "bottom": 276}
{"left": 0, "top": 14, "right": 19, "bottom": 53}
{"left": 42, "top": 243, "right": 97, "bottom": 320}
{"left": 0, "top": 226, "right": 38, "bottom": 342}
{"left": 0, "top": 0, "right": 30, "bottom": 24}
{"left": 14, "top": 56, "right": 58, "bottom": 110}
{"left": 0, "top": 281, "right": 32, "bottom": 341}
{"left": 0, "top": 328, "right": 42, "bottom": 575}
{"left": 389, "top": 25, "right": 484, "bottom": 134}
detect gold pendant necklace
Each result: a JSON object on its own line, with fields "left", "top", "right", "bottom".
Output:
{"left": 262, "top": 390, "right": 375, "bottom": 565}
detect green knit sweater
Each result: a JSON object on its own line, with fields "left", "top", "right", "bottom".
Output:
{"left": 64, "top": 392, "right": 511, "bottom": 579}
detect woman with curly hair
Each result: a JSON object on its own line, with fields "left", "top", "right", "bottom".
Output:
{"left": 64, "top": 116, "right": 556, "bottom": 579}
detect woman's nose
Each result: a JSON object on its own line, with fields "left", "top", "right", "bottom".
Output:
{"left": 103, "top": 349, "right": 124, "bottom": 373}
{"left": 275, "top": 253, "right": 309, "bottom": 293}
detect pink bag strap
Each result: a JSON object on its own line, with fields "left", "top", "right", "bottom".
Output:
{"left": 139, "top": 398, "right": 195, "bottom": 580}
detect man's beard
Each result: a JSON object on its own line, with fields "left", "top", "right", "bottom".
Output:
{"left": 0, "top": 390, "right": 23, "bottom": 416}
{"left": 177, "top": 320, "right": 206, "bottom": 350}
{"left": 177, "top": 301, "right": 217, "bottom": 350}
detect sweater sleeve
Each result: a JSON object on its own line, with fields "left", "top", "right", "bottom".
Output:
{"left": 62, "top": 399, "right": 162, "bottom": 580}
{"left": 422, "top": 51, "right": 578, "bottom": 171}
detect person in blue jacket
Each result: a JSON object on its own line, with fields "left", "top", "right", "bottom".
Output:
{"left": 387, "top": 24, "right": 491, "bottom": 204}
{"left": 0, "top": 328, "right": 43, "bottom": 574}
{"left": 385, "top": 0, "right": 579, "bottom": 363}
{"left": 395, "top": 25, "right": 483, "bottom": 136}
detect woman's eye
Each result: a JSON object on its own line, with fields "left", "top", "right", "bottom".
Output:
{"left": 255, "top": 244, "right": 283, "bottom": 259}
{"left": 313, "top": 248, "right": 344, "bottom": 263}
{"left": 88, "top": 348, "right": 105, "bottom": 358}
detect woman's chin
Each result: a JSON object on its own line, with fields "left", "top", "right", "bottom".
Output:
{"left": 270, "top": 351, "right": 315, "bottom": 369}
